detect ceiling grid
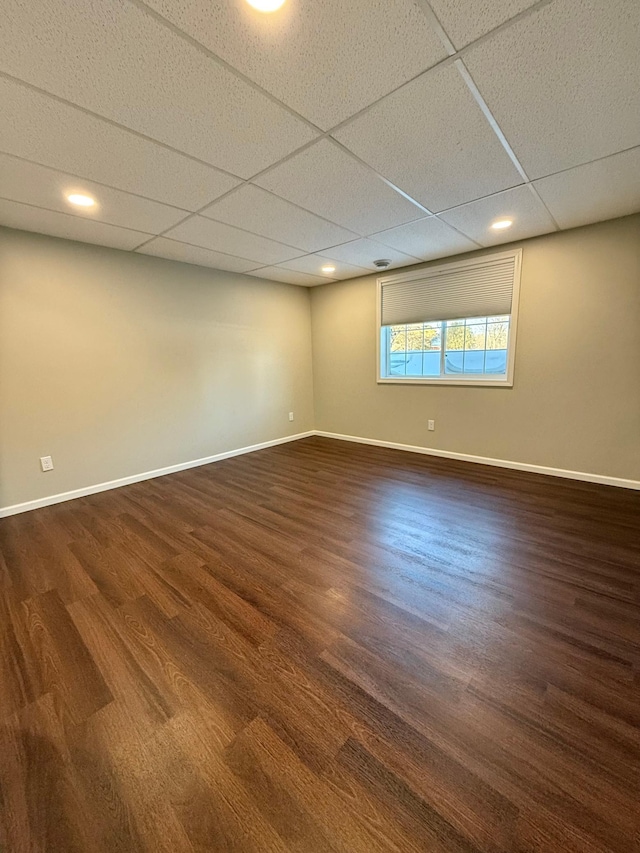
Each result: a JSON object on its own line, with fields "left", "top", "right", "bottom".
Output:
{"left": 0, "top": 0, "right": 638, "bottom": 283}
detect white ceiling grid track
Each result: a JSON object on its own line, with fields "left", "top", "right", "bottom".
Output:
{"left": 0, "top": 0, "right": 638, "bottom": 285}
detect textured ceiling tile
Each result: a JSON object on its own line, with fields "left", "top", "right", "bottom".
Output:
{"left": 464, "top": 0, "right": 640, "bottom": 178}
{"left": 429, "top": 0, "right": 539, "bottom": 48}
{"left": 3, "top": 0, "right": 632, "bottom": 259}
{"left": 533, "top": 148, "right": 640, "bottom": 230}
{"left": 201, "top": 185, "right": 357, "bottom": 253}
{"left": 320, "top": 238, "right": 420, "bottom": 271}
{"left": 439, "top": 185, "right": 556, "bottom": 246}
{"left": 334, "top": 64, "right": 522, "bottom": 212}
{"left": 247, "top": 267, "right": 333, "bottom": 287}
{"left": 255, "top": 140, "right": 424, "bottom": 234}
{"left": 140, "top": 0, "right": 447, "bottom": 129}
{"left": 135, "top": 237, "right": 258, "bottom": 273}
{"left": 163, "top": 216, "right": 302, "bottom": 265}
{"left": 0, "top": 78, "right": 241, "bottom": 211}
{"left": 0, "top": 0, "right": 317, "bottom": 177}
{"left": 0, "top": 199, "right": 150, "bottom": 250}
{"left": 278, "top": 254, "right": 370, "bottom": 281}
{"left": 371, "top": 216, "right": 478, "bottom": 260}
{"left": 0, "top": 154, "right": 187, "bottom": 234}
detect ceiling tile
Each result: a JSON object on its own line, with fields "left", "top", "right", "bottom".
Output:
{"left": 140, "top": 0, "right": 447, "bottom": 129}
{"left": 135, "top": 237, "right": 258, "bottom": 273}
{"left": 255, "top": 140, "right": 424, "bottom": 234}
{"left": 0, "top": 78, "right": 241, "bottom": 211}
{"left": 428, "top": 0, "right": 539, "bottom": 49}
{"left": 247, "top": 267, "right": 332, "bottom": 287}
{"left": 533, "top": 148, "right": 640, "bottom": 230}
{"left": 0, "top": 0, "right": 317, "bottom": 178}
{"left": 201, "top": 185, "right": 357, "bottom": 253}
{"left": 0, "top": 154, "right": 187, "bottom": 234}
{"left": 439, "top": 185, "right": 556, "bottom": 246}
{"left": 464, "top": 0, "right": 640, "bottom": 178}
{"left": 371, "top": 216, "right": 478, "bottom": 260}
{"left": 320, "top": 238, "right": 420, "bottom": 271}
{"left": 334, "top": 63, "right": 522, "bottom": 212}
{"left": 278, "top": 254, "right": 370, "bottom": 281}
{"left": 0, "top": 199, "right": 150, "bottom": 250}
{"left": 163, "top": 216, "right": 302, "bottom": 265}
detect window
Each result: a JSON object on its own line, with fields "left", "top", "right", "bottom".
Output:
{"left": 378, "top": 249, "right": 521, "bottom": 386}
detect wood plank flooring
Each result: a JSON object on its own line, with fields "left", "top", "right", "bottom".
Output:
{"left": 1, "top": 436, "right": 639, "bottom": 852}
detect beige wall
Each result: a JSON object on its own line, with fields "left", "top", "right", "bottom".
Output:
{"left": 0, "top": 227, "right": 314, "bottom": 508}
{"left": 311, "top": 214, "right": 640, "bottom": 482}
{"left": 2, "top": 214, "right": 639, "bottom": 511}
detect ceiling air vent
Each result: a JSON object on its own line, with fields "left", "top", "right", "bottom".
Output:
{"left": 373, "top": 259, "right": 392, "bottom": 269}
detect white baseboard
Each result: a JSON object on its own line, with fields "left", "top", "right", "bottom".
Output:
{"left": 314, "top": 431, "right": 640, "bottom": 491}
{"left": 0, "top": 431, "right": 315, "bottom": 518}
{"left": 2, "top": 428, "right": 637, "bottom": 518}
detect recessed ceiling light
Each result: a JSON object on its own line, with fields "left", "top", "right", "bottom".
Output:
{"left": 246, "top": 0, "right": 286, "bottom": 11}
{"left": 67, "top": 193, "right": 96, "bottom": 208}
{"left": 491, "top": 219, "right": 513, "bottom": 230}
{"left": 321, "top": 265, "right": 336, "bottom": 274}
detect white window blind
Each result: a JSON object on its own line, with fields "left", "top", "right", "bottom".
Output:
{"left": 380, "top": 254, "right": 517, "bottom": 327}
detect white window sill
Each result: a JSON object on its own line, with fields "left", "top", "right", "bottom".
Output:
{"left": 377, "top": 377, "right": 513, "bottom": 387}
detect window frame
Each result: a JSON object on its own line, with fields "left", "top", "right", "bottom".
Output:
{"left": 376, "top": 248, "right": 522, "bottom": 388}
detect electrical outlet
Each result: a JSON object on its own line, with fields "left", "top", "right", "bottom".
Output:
{"left": 40, "top": 455, "right": 54, "bottom": 472}
{"left": 288, "top": 412, "right": 294, "bottom": 422}
{"left": 428, "top": 420, "right": 435, "bottom": 432}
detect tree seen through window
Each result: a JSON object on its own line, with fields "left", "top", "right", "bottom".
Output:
{"left": 385, "top": 317, "right": 510, "bottom": 377}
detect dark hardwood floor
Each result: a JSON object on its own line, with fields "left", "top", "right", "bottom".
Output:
{"left": 1, "top": 436, "right": 639, "bottom": 852}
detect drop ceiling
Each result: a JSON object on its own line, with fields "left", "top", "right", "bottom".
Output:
{"left": 0, "top": 0, "right": 638, "bottom": 286}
